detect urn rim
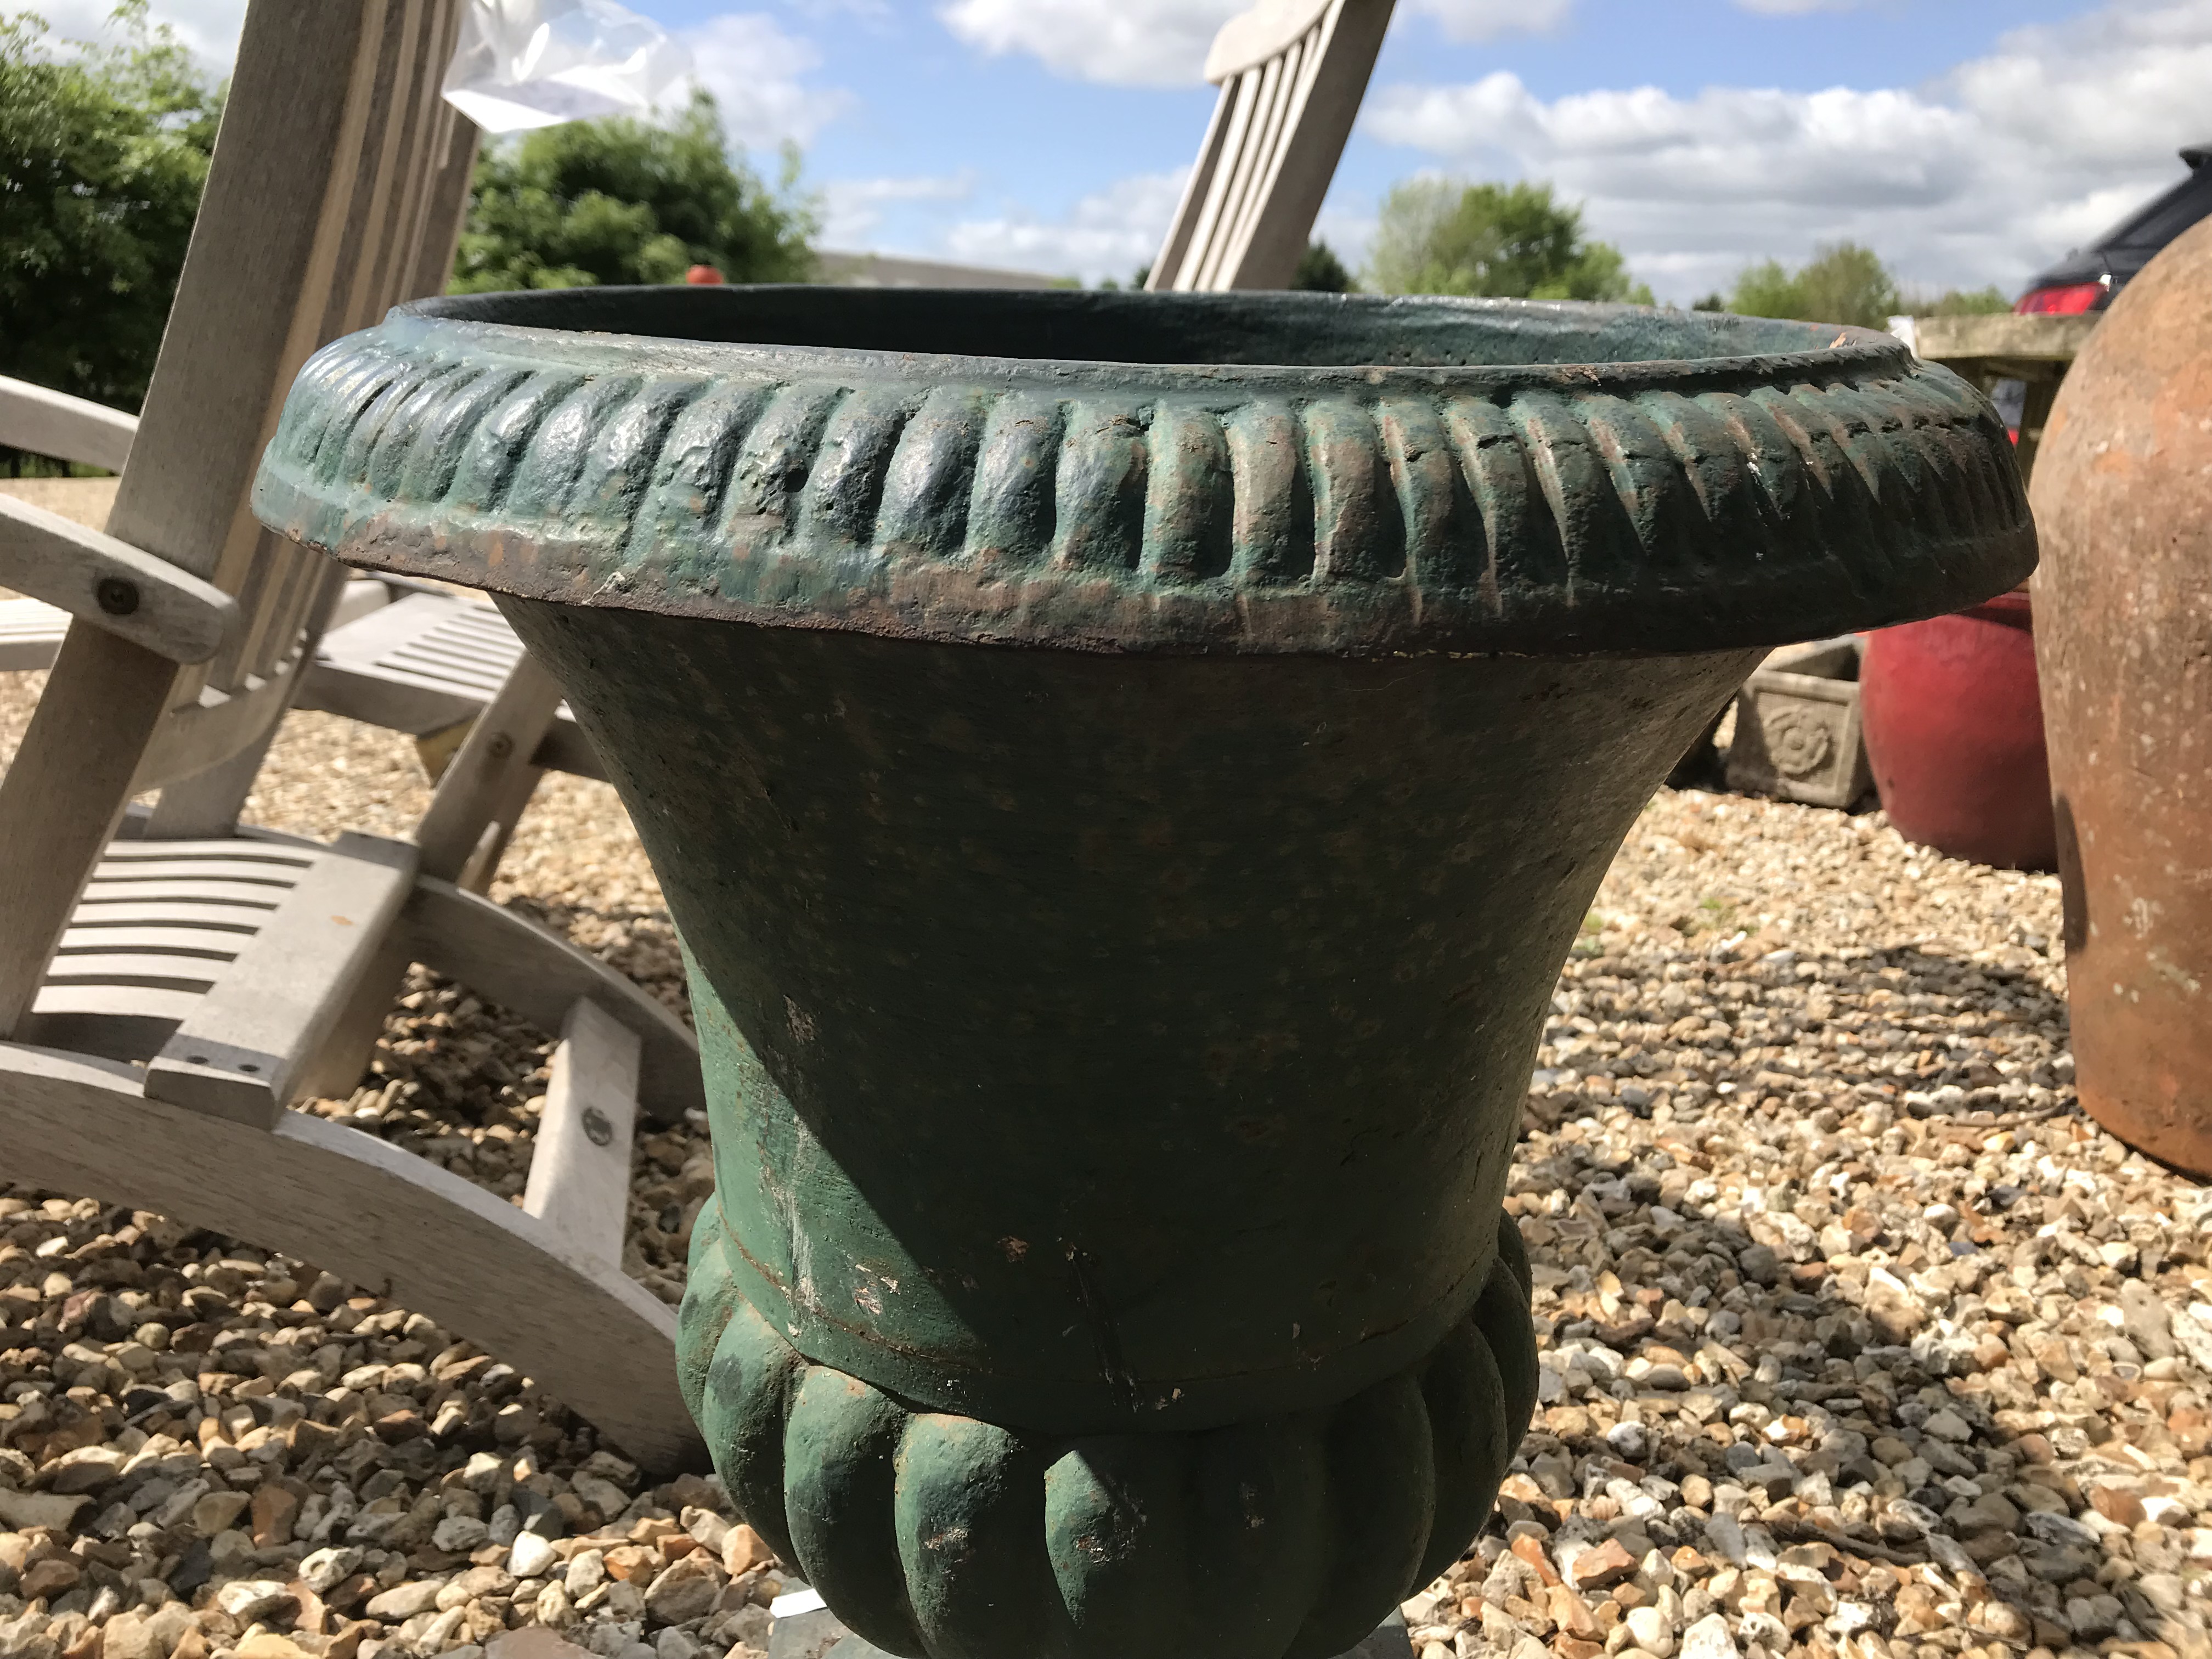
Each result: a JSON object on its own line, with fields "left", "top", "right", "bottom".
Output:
{"left": 252, "top": 286, "right": 2038, "bottom": 657}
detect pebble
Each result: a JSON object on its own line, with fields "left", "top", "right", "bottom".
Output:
{"left": 509, "top": 1531, "right": 560, "bottom": 1579}
{"left": 5, "top": 644, "right": 2212, "bottom": 1659}
{"left": 1394, "top": 791, "right": 2212, "bottom": 1659}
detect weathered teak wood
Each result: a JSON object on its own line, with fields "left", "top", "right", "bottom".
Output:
{"left": 145, "top": 832, "right": 420, "bottom": 1125}
{"left": 25, "top": 839, "right": 306, "bottom": 1060}
{"left": 1914, "top": 312, "right": 2097, "bottom": 488}
{"left": 0, "top": 1044, "right": 701, "bottom": 1472}
{"left": 396, "top": 878, "right": 706, "bottom": 1126}
{"left": 1147, "top": 0, "right": 1394, "bottom": 292}
{"left": 0, "top": 374, "right": 136, "bottom": 473}
{"left": 0, "top": 577, "right": 391, "bottom": 680}
{"left": 0, "top": 0, "right": 705, "bottom": 1472}
{"left": 0, "top": 627, "right": 179, "bottom": 1033}
{"left": 525, "top": 998, "right": 644, "bottom": 1266}
{"left": 0, "top": 1, "right": 414, "bottom": 1031}
{"left": 0, "top": 596, "right": 71, "bottom": 672}
{"left": 1913, "top": 313, "right": 2098, "bottom": 365}
{"left": 0, "top": 494, "right": 237, "bottom": 662}
{"left": 298, "top": 591, "right": 605, "bottom": 780}
{"left": 414, "top": 649, "right": 567, "bottom": 889}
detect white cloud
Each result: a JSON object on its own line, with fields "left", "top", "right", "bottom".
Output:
{"left": 1407, "top": 0, "right": 1572, "bottom": 42}
{"left": 1732, "top": 0, "right": 1879, "bottom": 13}
{"left": 821, "top": 172, "right": 978, "bottom": 244}
{"left": 943, "top": 168, "right": 1188, "bottom": 283}
{"left": 682, "top": 13, "right": 851, "bottom": 150}
{"left": 936, "top": 0, "right": 1241, "bottom": 88}
{"left": 1363, "top": 0, "right": 2212, "bottom": 301}
{"left": 938, "top": 0, "right": 1570, "bottom": 89}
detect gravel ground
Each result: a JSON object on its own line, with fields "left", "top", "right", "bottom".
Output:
{"left": 0, "top": 672, "right": 2206, "bottom": 1659}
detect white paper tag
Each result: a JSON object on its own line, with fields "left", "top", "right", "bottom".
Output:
{"left": 444, "top": 0, "right": 691, "bottom": 134}
{"left": 770, "top": 1587, "right": 828, "bottom": 1618}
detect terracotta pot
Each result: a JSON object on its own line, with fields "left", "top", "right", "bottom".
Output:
{"left": 1859, "top": 589, "right": 2055, "bottom": 870}
{"left": 2031, "top": 217, "right": 2212, "bottom": 1180}
{"left": 253, "top": 287, "right": 2032, "bottom": 1658}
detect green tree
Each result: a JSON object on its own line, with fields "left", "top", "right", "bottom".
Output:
{"left": 451, "top": 90, "right": 816, "bottom": 292}
{"left": 1367, "top": 178, "right": 1650, "bottom": 304}
{"left": 1725, "top": 242, "right": 1899, "bottom": 330}
{"left": 0, "top": 3, "right": 221, "bottom": 425}
{"left": 1291, "top": 239, "right": 1352, "bottom": 292}
{"left": 1916, "top": 285, "right": 2011, "bottom": 316}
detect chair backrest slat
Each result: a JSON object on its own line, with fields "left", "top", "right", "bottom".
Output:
{"left": 1208, "top": 33, "right": 1308, "bottom": 289}
{"left": 112, "top": 5, "right": 384, "bottom": 590}
{"left": 0, "top": 0, "right": 481, "bottom": 1031}
{"left": 1147, "top": 87, "right": 1234, "bottom": 297}
{"left": 122, "top": 0, "right": 475, "bottom": 786}
{"left": 149, "top": 0, "right": 472, "bottom": 708}
{"left": 389, "top": 10, "right": 474, "bottom": 311}
{"left": 246, "top": 543, "right": 319, "bottom": 684}
{"left": 1194, "top": 53, "right": 1288, "bottom": 292}
{"left": 1147, "top": 0, "right": 1393, "bottom": 294}
{"left": 410, "top": 110, "right": 482, "bottom": 302}
{"left": 1173, "top": 69, "right": 1263, "bottom": 294}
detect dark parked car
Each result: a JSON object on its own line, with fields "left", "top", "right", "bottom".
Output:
{"left": 2017, "top": 142, "right": 2212, "bottom": 313}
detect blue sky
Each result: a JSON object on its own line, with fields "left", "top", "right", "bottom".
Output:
{"left": 68, "top": 0, "right": 2212, "bottom": 301}
{"left": 741, "top": 0, "right": 2089, "bottom": 258}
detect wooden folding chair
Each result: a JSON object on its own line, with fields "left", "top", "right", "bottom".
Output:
{"left": 1146, "top": 0, "right": 1395, "bottom": 292}
{"left": 0, "top": 0, "right": 701, "bottom": 1472}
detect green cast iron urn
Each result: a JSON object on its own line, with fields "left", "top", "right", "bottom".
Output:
{"left": 254, "top": 287, "right": 2033, "bottom": 1659}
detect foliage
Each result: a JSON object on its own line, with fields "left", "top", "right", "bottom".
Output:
{"left": 1914, "top": 285, "right": 2011, "bottom": 316}
{"left": 1723, "top": 242, "right": 1899, "bottom": 330}
{"left": 1706, "top": 252, "right": 2012, "bottom": 324}
{"left": 0, "top": 2, "right": 221, "bottom": 425}
{"left": 451, "top": 90, "right": 817, "bottom": 292}
{"left": 1291, "top": 239, "right": 1352, "bottom": 292}
{"left": 1366, "top": 178, "right": 1651, "bottom": 304}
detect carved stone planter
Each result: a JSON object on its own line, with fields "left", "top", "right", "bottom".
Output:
{"left": 254, "top": 288, "right": 2033, "bottom": 1659}
{"left": 1725, "top": 637, "right": 1871, "bottom": 809}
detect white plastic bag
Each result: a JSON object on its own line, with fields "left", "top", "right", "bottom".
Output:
{"left": 443, "top": 0, "right": 692, "bottom": 134}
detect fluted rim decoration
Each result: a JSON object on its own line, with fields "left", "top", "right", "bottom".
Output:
{"left": 252, "top": 287, "right": 2037, "bottom": 657}
{"left": 678, "top": 1201, "right": 1541, "bottom": 1659}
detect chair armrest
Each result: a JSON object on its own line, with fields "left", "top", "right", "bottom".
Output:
{"left": 0, "top": 493, "right": 236, "bottom": 664}
{"left": 0, "top": 376, "right": 136, "bottom": 475}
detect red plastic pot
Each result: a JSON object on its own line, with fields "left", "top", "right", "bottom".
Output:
{"left": 1859, "top": 590, "right": 2056, "bottom": 870}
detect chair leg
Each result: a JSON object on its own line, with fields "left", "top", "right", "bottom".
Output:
{"left": 524, "top": 998, "right": 644, "bottom": 1267}
{"left": 287, "top": 651, "right": 572, "bottom": 1099}
{"left": 142, "top": 723, "right": 283, "bottom": 840}
{"left": 398, "top": 877, "right": 704, "bottom": 1125}
{"left": 415, "top": 651, "right": 563, "bottom": 887}
{"left": 291, "top": 932, "right": 417, "bottom": 1104}
{"left": 0, "top": 625, "right": 178, "bottom": 1035}
{"left": 454, "top": 761, "right": 545, "bottom": 895}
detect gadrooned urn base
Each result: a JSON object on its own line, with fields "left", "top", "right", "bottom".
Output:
{"left": 678, "top": 1204, "right": 1538, "bottom": 1659}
